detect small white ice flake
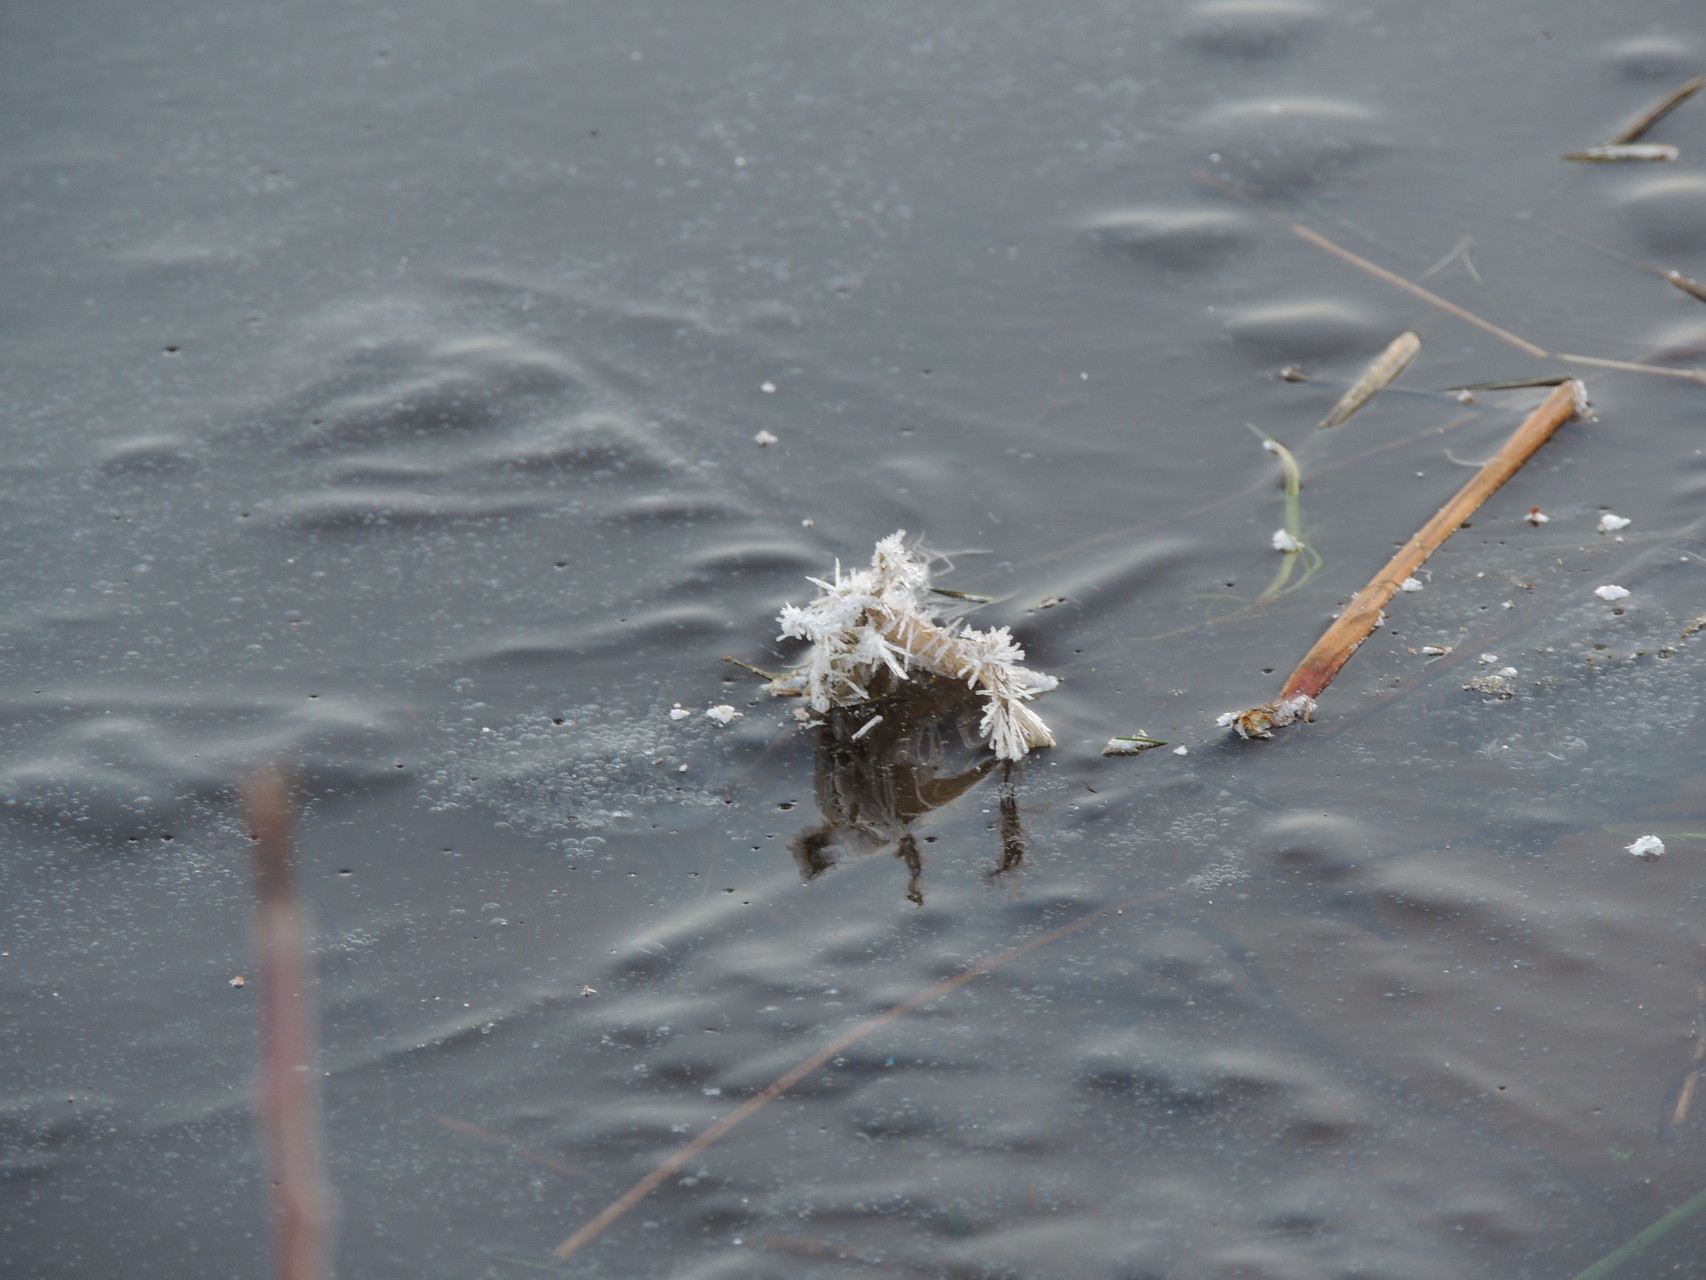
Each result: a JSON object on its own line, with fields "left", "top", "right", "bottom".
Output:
{"left": 1625, "top": 835, "right": 1665, "bottom": 861}
{"left": 759, "top": 380, "right": 777, "bottom": 394}
{"left": 1479, "top": 653, "right": 1500, "bottom": 665}
{"left": 753, "top": 429, "right": 779, "bottom": 446}
{"left": 1594, "top": 584, "right": 1631, "bottom": 602}
{"left": 705, "top": 704, "right": 743, "bottom": 725}
{"left": 1271, "top": 529, "right": 1300, "bottom": 552}
{"left": 1598, "top": 513, "right": 1631, "bottom": 533}
{"left": 1398, "top": 577, "right": 1423, "bottom": 593}
{"left": 667, "top": 704, "right": 692, "bottom": 721}
{"left": 1172, "top": 745, "right": 1188, "bottom": 756}
{"left": 1420, "top": 645, "right": 1451, "bottom": 656}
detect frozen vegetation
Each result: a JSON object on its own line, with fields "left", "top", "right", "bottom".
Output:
{"left": 767, "top": 532, "right": 1058, "bottom": 760}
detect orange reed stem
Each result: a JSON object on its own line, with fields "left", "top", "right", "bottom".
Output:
{"left": 1228, "top": 380, "right": 1582, "bottom": 737}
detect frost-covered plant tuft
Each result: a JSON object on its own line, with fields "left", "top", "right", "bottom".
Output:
{"left": 768, "top": 532, "right": 1058, "bottom": 760}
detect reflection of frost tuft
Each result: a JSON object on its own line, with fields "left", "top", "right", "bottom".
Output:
{"left": 423, "top": 700, "right": 723, "bottom": 844}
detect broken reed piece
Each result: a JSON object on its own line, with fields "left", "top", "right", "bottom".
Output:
{"left": 1561, "top": 142, "right": 1679, "bottom": 164}
{"left": 1317, "top": 331, "right": 1420, "bottom": 429}
{"left": 1610, "top": 72, "right": 1706, "bottom": 145}
{"left": 1222, "top": 379, "right": 1586, "bottom": 739}
{"left": 242, "top": 766, "right": 334, "bottom": 1280}
{"left": 1667, "top": 270, "right": 1706, "bottom": 305}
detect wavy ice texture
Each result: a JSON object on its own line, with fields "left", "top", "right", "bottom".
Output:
{"left": 769, "top": 532, "right": 1058, "bottom": 760}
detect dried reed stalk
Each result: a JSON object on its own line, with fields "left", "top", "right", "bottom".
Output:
{"left": 1671, "top": 982, "right": 1706, "bottom": 1127}
{"left": 1223, "top": 379, "right": 1584, "bottom": 738}
{"left": 243, "top": 767, "right": 333, "bottom": 1280}
{"left": 1193, "top": 172, "right": 1549, "bottom": 359}
{"left": 1558, "top": 351, "right": 1706, "bottom": 385}
{"left": 1286, "top": 222, "right": 1549, "bottom": 359}
{"left": 1666, "top": 270, "right": 1706, "bottom": 305}
{"left": 549, "top": 882, "right": 1186, "bottom": 1261}
{"left": 1610, "top": 73, "right": 1706, "bottom": 145}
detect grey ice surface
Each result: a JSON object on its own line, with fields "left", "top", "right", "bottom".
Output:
{"left": 5, "top": 2, "right": 1706, "bottom": 1278}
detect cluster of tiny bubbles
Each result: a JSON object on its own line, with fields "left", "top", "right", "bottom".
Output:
{"left": 419, "top": 696, "right": 728, "bottom": 850}
{"left": 1183, "top": 860, "right": 1250, "bottom": 896}
{"left": 1165, "top": 796, "right": 1249, "bottom": 843}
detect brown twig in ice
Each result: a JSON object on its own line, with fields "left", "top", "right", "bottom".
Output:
{"left": 1610, "top": 73, "right": 1706, "bottom": 145}
{"left": 1671, "top": 980, "right": 1706, "bottom": 1128}
{"left": 1317, "top": 330, "right": 1421, "bottom": 429}
{"left": 1221, "top": 379, "right": 1585, "bottom": 739}
{"left": 549, "top": 883, "right": 1186, "bottom": 1262}
{"left": 243, "top": 766, "right": 333, "bottom": 1280}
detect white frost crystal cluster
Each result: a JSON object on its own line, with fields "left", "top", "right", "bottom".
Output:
{"left": 768, "top": 532, "right": 1058, "bottom": 760}
{"left": 1625, "top": 834, "right": 1665, "bottom": 861}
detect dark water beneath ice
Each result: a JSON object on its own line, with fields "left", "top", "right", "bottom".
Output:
{"left": 6, "top": 2, "right": 1706, "bottom": 1277}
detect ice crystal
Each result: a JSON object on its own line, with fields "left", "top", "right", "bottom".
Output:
{"left": 768, "top": 532, "right": 1058, "bottom": 760}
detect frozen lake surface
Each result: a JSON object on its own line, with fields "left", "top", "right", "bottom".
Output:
{"left": 5, "top": 2, "right": 1706, "bottom": 1277}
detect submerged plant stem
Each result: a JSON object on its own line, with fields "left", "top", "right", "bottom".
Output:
{"left": 1246, "top": 425, "right": 1322, "bottom": 603}
{"left": 1567, "top": 1181, "right": 1706, "bottom": 1280}
{"left": 1223, "top": 380, "right": 1583, "bottom": 738}
{"left": 549, "top": 882, "right": 1187, "bottom": 1261}
{"left": 243, "top": 767, "right": 333, "bottom": 1280}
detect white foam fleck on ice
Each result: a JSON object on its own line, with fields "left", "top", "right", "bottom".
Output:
{"left": 1271, "top": 529, "right": 1300, "bottom": 552}
{"left": 1625, "top": 834, "right": 1664, "bottom": 861}
{"left": 1594, "top": 584, "right": 1631, "bottom": 602}
{"left": 1598, "top": 513, "right": 1631, "bottom": 533}
{"left": 753, "top": 429, "right": 779, "bottom": 446}
{"left": 1399, "top": 577, "right": 1423, "bottom": 592}
{"left": 704, "top": 704, "right": 743, "bottom": 725}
